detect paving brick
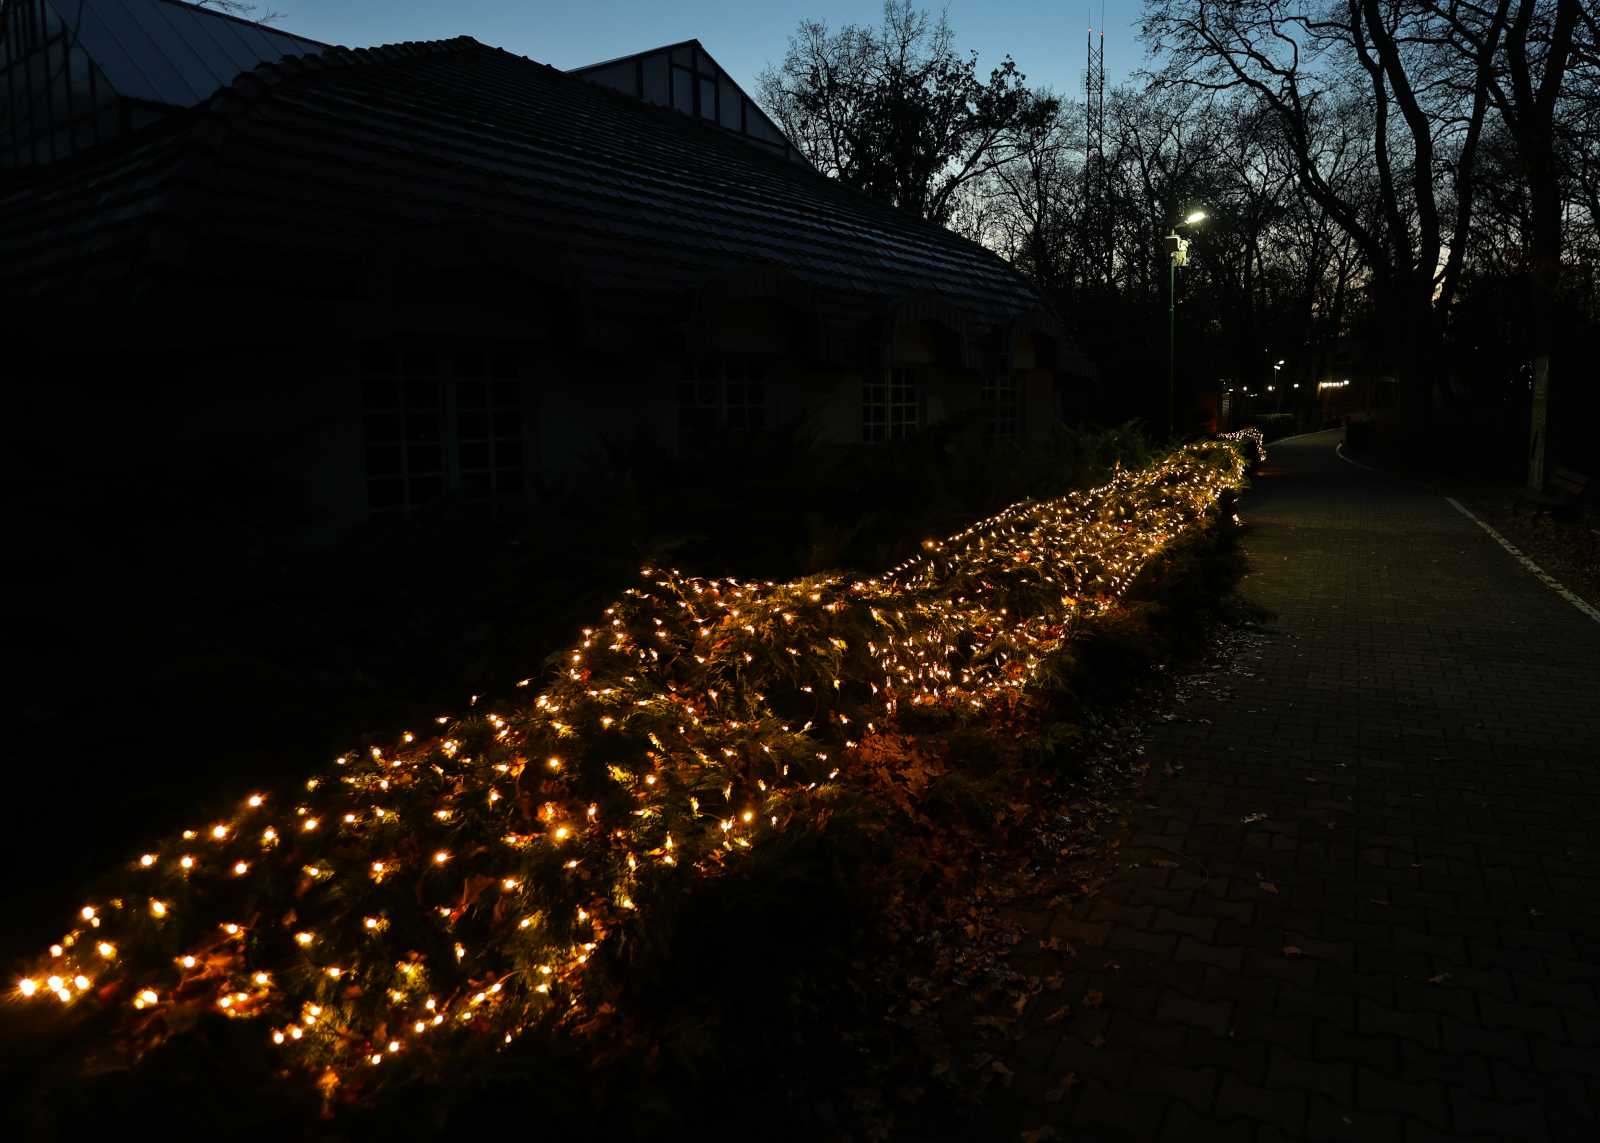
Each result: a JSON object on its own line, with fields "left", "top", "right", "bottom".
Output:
{"left": 1050, "top": 1033, "right": 1135, "bottom": 1089}
{"left": 1105, "top": 925, "right": 1179, "bottom": 960}
{"left": 1448, "top": 1088, "right": 1548, "bottom": 1137}
{"left": 1303, "top": 1095, "right": 1402, "bottom": 1143}
{"left": 1106, "top": 1012, "right": 1187, "bottom": 1058}
{"left": 1267, "top": 1046, "right": 1351, "bottom": 1103}
{"left": 1073, "top": 1077, "right": 1170, "bottom": 1138}
{"left": 1281, "top": 932, "right": 1354, "bottom": 967}
{"left": 1158, "top": 1101, "right": 1239, "bottom": 1143}
{"left": 1396, "top": 1040, "right": 1492, "bottom": 1091}
{"left": 1475, "top": 994, "right": 1565, "bottom": 1041}
{"left": 1127, "top": 1059, "right": 1219, "bottom": 1113}
{"left": 1049, "top": 916, "right": 1111, "bottom": 947}
{"left": 1151, "top": 909, "right": 1218, "bottom": 942}
{"left": 1090, "top": 900, "right": 1156, "bottom": 930}
{"left": 1278, "top": 982, "right": 1355, "bottom": 1028}
{"left": 1436, "top": 1016, "right": 1532, "bottom": 1069}
{"left": 1155, "top": 990, "right": 1232, "bottom": 1037}
{"left": 1214, "top": 1074, "right": 1305, "bottom": 1135}
{"left": 1242, "top": 948, "right": 1319, "bottom": 988}
{"left": 1172, "top": 937, "right": 1243, "bottom": 972}
{"left": 1357, "top": 998, "right": 1439, "bottom": 1049}
{"left": 1354, "top": 1067, "right": 1447, "bottom": 1129}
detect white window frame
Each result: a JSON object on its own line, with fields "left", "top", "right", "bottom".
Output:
{"left": 981, "top": 372, "right": 1023, "bottom": 444}
{"left": 361, "top": 347, "right": 528, "bottom": 515}
{"left": 863, "top": 367, "right": 921, "bottom": 442}
{"left": 676, "top": 357, "right": 769, "bottom": 446}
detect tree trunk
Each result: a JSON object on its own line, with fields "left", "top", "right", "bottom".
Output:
{"left": 1525, "top": 146, "right": 1561, "bottom": 491}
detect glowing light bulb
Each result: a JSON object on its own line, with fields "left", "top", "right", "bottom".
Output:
{"left": 18, "top": 978, "right": 37, "bottom": 997}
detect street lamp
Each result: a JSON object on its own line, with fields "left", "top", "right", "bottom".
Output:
{"left": 1166, "top": 210, "right": 1208, "bottom": 440}
{"left": 1272, "top": 359, "right": 1284, "bottom": 410}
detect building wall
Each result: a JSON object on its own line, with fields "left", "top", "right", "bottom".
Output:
{"left": 4, "top": 292, "right": 1083, "bottom": 546}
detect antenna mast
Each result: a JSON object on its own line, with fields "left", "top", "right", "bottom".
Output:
{"left": 1084, "top": 8, "right": 1108, "bottom": 288}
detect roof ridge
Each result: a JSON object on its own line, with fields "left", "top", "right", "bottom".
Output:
{"left": 148, "top": 0, "right": 332, "bottom": 50}
{"left": 212, "top": 36, "right": 485, "bottom": 114}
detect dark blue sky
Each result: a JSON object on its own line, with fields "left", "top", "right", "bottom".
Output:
{"left": 270, "top": 1, "right": 1149, "bottom": 100}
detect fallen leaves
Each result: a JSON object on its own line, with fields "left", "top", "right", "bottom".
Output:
{"left": 1283, "top": 945, "right": 1304, "bottom": 958}
{"left": 1258, "top": 881, "right": 1279, "bottom": 894}
{"left": 1425, "top": 972, "right": 1453, "bottom": 985}
{"left": 1241, "top": 812, "right": 1267, "bottom": 824}
{"left": 1081, "top": 989, "right": 1103, "bottom": 1009}
{"left": 1043, "top": 1071, "right": 1078, "bottom": 1103}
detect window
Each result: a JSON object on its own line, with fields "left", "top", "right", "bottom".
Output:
{"left": 361, "top": 347, "right": 527, "bottom": 514}
{"left": 981, "top": 372, "right": 1022, "bottom": 444}
{"left": 676, "top": 358, "right": 767, "bottom": 446}
{"left": 863, "top": 368, "right": 920, "bottom": 442}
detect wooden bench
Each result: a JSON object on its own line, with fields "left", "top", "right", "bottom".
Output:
{"left": 1513, "top": 466, "right": 1591, "bottom": 519}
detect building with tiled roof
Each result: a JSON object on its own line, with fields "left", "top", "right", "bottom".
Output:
{"left": 2, "top": 1, "right": 1091, "bottom": 532}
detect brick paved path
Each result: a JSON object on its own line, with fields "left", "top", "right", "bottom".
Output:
{"left": 994, "top": 430, "right": 1600, "bottom": 1142}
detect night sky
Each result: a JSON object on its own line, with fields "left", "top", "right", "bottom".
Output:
{"left": 265, "top": 0, "right": 1151, "bottom": 101}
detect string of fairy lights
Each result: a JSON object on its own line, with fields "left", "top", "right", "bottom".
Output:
{"left": 13, "top": 440, "right": 1249, "bottom": 1097}
{"left": 1218, "top": 425, "right": 1266, "bottom": 462}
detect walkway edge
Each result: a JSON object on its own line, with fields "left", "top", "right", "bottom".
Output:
{"left": 1336, "top": 440, "right": 1600, "bottom": 625}
{"left": 1443, "top": 497, "right": 1600, "bottom": 625}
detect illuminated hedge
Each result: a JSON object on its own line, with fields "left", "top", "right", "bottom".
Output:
{"left": 13, "top": 440, "right": 1247, "bottom": 1097}
{"left": 1219, "top": 425, "right": 1266, "bottom": 462}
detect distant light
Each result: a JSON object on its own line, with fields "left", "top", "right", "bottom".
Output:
{"left": 1184, "top": 210, "right": 1208, "bottom": 224}
{"left": 1275, "top": 359, "right": 1286, "bottom": 366}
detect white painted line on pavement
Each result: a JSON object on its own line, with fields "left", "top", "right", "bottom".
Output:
{"left": 1335, "top": 442, "right": 1381, "bottom": 472}
{"left": 1335, "top": 438, "right": 1598, "bottom": 625}
{"left": 1271, "top": 428, "right": 1344, "bottom": 445}
{"left": 1443, "top": 498, "right": 1600, "bottom": 626}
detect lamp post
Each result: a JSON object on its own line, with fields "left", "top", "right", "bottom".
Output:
{"left": 1272, "top": 360, "right": 1284, "bottom": 411}
{"left": 1166, "top": 209, "right": 1207, "bottom": 441}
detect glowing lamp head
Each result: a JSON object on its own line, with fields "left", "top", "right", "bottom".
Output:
{"left": 1184, "top": 210, "right": 1208, "bottom": 225}
{"left": 18, "top": 978, "right": 37, "bottom": 997}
